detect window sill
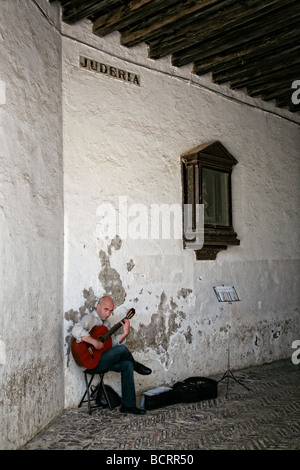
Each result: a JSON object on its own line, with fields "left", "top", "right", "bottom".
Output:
{"left": 193, "top": 228, "right": 240, "bottom": 260}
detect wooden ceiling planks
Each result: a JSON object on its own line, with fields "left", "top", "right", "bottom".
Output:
{"left": 55, "top": 0, "right": 300, "bottom": 112}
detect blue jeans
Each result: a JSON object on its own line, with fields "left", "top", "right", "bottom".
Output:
{"left": 88, "top": 345, "right": 136, "bottom": 407}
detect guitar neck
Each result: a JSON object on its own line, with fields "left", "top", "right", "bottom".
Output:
{"left": 99, "top": 317, "right": 126, "bottom": 343}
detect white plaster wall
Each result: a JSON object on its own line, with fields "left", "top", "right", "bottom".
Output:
{"left": 0, "top": 0, "right": 64, "bottom": 449}
{"left": 61, "top": 22, "right": 300, "bottom": 405}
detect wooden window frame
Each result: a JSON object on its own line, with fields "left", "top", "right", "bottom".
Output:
{"left": 181, "top": 141, "right": 240, "bottom": 260}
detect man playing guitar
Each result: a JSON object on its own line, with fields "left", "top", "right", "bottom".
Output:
{"left": 72, "top": 295, "right": 151, "bottom": 415}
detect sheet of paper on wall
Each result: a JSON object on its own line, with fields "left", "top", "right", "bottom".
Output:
{"left": 213, "top": 286, "right": 240, "bottom": 302}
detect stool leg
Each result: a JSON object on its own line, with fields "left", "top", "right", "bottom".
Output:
{"left": 99, "top": 373, "right": 112, "bottom": 411}
{"left": 79, "top": 373, "right": 94, "bottom": 415}
{"left": 86, "top": 374, "right": 93, "bottom": 415}
{"left": 78, "top": 373, "right": 89, "bottom": 407}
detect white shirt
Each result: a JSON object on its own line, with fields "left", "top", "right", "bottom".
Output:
{"left": 72, "top": 310, "right": 125, "bottom": 347}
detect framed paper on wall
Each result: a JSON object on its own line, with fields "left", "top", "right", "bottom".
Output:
{"left": 213, "top": 286, "right": 240, "bottom": 302}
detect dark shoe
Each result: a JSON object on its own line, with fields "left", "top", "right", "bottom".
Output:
{"left": 120, "top": 405, "right": 146, "bottom": 415}
{"left": 133, "top": 361, "right": 152, "bottom": 375}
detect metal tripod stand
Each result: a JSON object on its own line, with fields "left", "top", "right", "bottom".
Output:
{"left": 218, "top": 323, "right": 250, "bottom": 398}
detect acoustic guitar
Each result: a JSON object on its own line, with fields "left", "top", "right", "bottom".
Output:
{"left": 71, "top": 308, "right": 135, "bottom": 369}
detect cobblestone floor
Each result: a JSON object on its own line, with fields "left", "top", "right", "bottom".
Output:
{"left": 22, "top": 358, "right": 300, "bottom": 451}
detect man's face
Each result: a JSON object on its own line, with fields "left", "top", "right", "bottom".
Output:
{"left": 97, "top": 298, "right": 114, "bottom": 322}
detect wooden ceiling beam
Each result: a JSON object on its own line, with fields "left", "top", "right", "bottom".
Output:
{"left": 119, "top": 0, "right": 233, "bottom": 47}
{"left": 275, "top": 90, "right": 297, "bottom": 107}
{"left": 228, "top": 59, "right": 300, "bottom": 90}
{"left": 149, "top": 0, "right": 290, "bottom": 61}
{"left": 276, "top": 93, "right": 300, "bottom": 113}
{"left": 288, "top": 103, "right": 300, "bottom": 112}
{"left": 230, "top": 64, "right": 300, "bottom": 97}
{"left": 261, "top": 87, "right": 297, "bottom": 102}
{"left": 246, "top": 70, "right": 300, "bottom": 98}
{"left": 60, "top": 0, "right": 121, "bottom": 24}
{"left": 212, "top": 46, "right": 300, "bottom": 86}
{"left": 193, "top": 29, "right": 299, "bottom": 76}
{"left": 170, "top": 1, "right": 300, "bottom": 67}
{"left": 92, "top": 0, "right": 181, "bottom": 37}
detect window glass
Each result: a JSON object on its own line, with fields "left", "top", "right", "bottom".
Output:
{"left": 202, "top": 168, "right": 229, "bottom": 227}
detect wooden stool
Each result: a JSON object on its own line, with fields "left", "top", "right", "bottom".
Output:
{"left": 78, "top": 370, "right": 112, "bottom": 415}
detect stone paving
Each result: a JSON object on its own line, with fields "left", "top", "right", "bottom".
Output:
{"left": 22, "top": 358, "right": 300, "bottom": 451}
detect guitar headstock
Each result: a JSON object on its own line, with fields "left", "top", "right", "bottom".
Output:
{"left": 126, "top": 308, "right": 135, "bottom": 320}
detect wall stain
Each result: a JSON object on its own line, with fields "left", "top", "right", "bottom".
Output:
{"left": 64, "top": 287, "right": 98, "bottom": 366}
{"left": 177, "top": 288, "right": 192, "bottom": 299}
{"left": 127, "top": 259, "right": 135, "bottom": 271}
{"left": 126, "top": 290, "right": 190, "bottom": 367}
{"left": 184, "top": 325, "right": 193, "bottom": 344}
{"left": 5, "top": 360, "right": 64, "bottom": 418}
{"left": 98, "top": 235, "right": 126, "bottom": 306}
{"left": 272, "top": 329, "right": 281, "bottom": 339}
{"left": 98, "top": 250, "right": 126, "bottom": 307}
{"left": 107, "top": 234, "right": 122, "bottom": 255}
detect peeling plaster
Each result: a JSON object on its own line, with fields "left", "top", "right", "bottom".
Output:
{"left": 98, "top": 236, "right": 126, "bottom": 306}
{"left": 126, "top": 290, "right": 191, "bottom": 368}
{"left": 127, "top": 259, "right": 135, "bottom": 271}
{"left": 98, "top": 250, "right": 126, "bottom": 306}
{"left": 177, "top": 288, "right": 192, "bottom": 299}
{"left": 107, "top": 235, "right": 122, "bottom": 255}
{"left": 184, "top": 325, "right": 193, "bottom": 344}
{"left": 64, "top": 287, "right": 98, "bottom": 366}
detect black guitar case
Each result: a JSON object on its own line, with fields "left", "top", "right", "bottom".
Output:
{"left": 143, "top": 377, "right": 218, "bottom": 411}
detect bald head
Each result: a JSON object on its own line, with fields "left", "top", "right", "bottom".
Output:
{"left": 96, "top": 296, "right": 114, "bottom": 321}
{"left": 98, "top": 295, "right": 114, "bottom": 306}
